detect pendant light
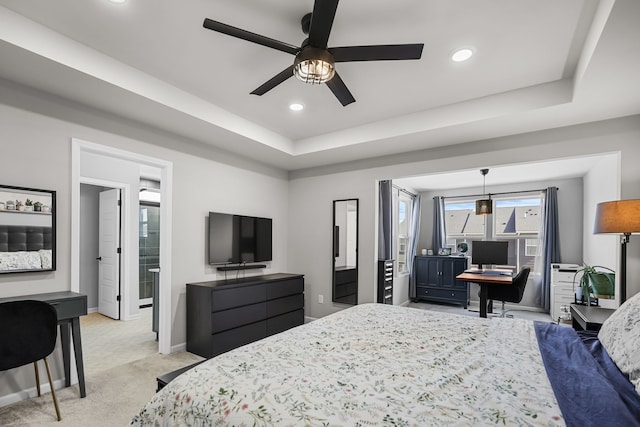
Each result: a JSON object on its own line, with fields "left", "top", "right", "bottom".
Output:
{"left": 476, "top": 169, "right": 492, "bottom": 215}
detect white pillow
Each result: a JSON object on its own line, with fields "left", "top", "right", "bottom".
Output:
{"left": 598, "top": 291, "right": 640, "bottom": 394}
{"left": 0, "top": 251, "right": 42, "bottom": 270}
{"left": 39, "top": 249, "right": 52, "bottom": 269}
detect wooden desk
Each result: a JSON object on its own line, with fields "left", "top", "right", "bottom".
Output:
{"left": 456, "top": 272, "right": 512, "bottom": 318}
{"left": 570, "top": 304, "right": 614, "bottom": 331}
{"left": 0, "top": 291, "right": 88, "bottom": 397}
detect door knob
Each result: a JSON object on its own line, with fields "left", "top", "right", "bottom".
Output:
{"left": 96, "top": 257, "right": 102, "bottom": 261}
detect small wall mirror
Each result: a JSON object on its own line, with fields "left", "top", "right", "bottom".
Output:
{"left": 332, "top": 199, "right": 358, "bottom": 304}
{"left": 0, "top": 184, "right": 56, "bottom": 273}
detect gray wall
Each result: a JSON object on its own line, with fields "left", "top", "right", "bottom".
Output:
{"left": 289, "top": 116, "right": 640, "bottom": 318}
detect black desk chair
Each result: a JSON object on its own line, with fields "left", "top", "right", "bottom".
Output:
{"left": 486, "top": 267, "right": 531, "bottom": 317}
{"left": 0, "top": 300, "right": 62, "bottom": 421}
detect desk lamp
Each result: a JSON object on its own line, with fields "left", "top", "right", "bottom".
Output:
{"left": 593, "top": 199, "right": 640, "bottom": 304}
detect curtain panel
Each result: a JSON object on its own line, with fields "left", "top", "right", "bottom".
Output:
{"left": 540, "top": 186, "right": 560, "bottom": 310}
{"left": 432, "top": 196, "right": 446, "bottom": 253}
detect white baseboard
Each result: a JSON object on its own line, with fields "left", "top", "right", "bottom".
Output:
{"left": 304, "top": 316, "right": 318, "bottom": 323}
{"left": 87, "top": 307, "right": 98, "bottom": 313}
{"left": 171, "top": 342, "right": 186, "bottom": 353}
{"left": 0, "top": 377, "right": 66, "bottom": 408}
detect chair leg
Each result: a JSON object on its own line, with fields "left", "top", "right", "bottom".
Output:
{"left": 43, "top": 357, "right": 62, "bottom": 421}
{"left": 33, "top": 362, "right": 41, "bottom": 397}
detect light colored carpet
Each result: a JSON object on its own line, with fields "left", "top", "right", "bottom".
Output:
{"left": 407, "top": 300, "right": 554, "bottom": 322}
{"left": 0, "top": 306, "right": 203, "bottom": 426}
{"left": 0, "top": 351, "right": 203, "bottom": 426}
{"left": 81, "top": 309, "right": 158, "bottom": 376}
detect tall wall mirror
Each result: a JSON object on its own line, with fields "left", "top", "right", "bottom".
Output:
{"left": 0, "top": 184, "right": 56, "bottom": 273}
{"left": 332, "top": 199, "right": 358, "bottom": 304}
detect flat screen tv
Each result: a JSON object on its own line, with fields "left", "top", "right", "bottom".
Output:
{"left": 471, "top": 240, "right": 508, "bottom": 269}
{"left": 208, "top": 212, "right": 272, "bottom": 264}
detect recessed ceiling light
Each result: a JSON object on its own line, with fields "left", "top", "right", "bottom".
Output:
{"left": 451, "top": 48, "right": 473, "bottom": 62}
{"left": 289, "top": 103, "right": 304, "bottom": 111}
{"left": 109, "top": 0, "right": 126, "bottom": 4}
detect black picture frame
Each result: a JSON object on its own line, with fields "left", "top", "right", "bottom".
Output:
{"left": 0, "top": 184, "right": 56, "bottom": 274}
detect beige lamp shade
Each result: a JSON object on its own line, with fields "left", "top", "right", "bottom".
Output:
{"left": 594, "top": 199, "right": 640, "bottom": 234}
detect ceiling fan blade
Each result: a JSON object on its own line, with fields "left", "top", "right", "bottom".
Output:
{"left": 330, "top": 44, "right": 424, "bottom": 62}
{"left": 326, "top": 72, "right": 355, "bottom": 106}
{"left": 307, "top": 0, "right": 340, "bottom": 49}
{"left": 250, "top": 65, "right": 295, "bottom": 96}
{"left": 203, "top": 18, "right": 300, "bottom": 55}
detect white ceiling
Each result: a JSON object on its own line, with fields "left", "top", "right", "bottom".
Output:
{"left": 0, "top": 0, "right": 638, "bottom": 171}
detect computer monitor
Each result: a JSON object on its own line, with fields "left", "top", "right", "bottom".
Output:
{"left": 471, "top": 240, "right": 508, "bottom": 269}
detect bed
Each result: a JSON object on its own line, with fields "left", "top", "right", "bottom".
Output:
{"left": 0, "top": 225, "right": 53, "bottom": 271}
{"left": 131, "top": 295, "right": 640, "bottom": 426}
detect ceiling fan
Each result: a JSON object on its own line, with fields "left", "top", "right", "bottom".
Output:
{"left": 203, "top": 0, "right": 424, "bottom": 106}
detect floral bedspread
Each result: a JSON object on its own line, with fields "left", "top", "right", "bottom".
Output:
{"left": 131, "top": 304, "right": 564, "bottom": 426}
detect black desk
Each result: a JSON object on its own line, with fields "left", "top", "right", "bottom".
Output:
{"left": 0, "top": 291, "right": 87, "bottom": 397}
{"left": 570, "top": 304, "right": 614, "bottom": 332}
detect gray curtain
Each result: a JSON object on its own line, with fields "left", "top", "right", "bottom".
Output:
{"left": 378, "top": 180, "right": 393, "bottom": 260}
{"left": 540, "top": 187, "right": 560, "bottom": 310}
{"left": 408, "top": 195, "right": 421, "bottom": 299}
{"left": 432, "top": 196, "right": 446, "bottom": 253}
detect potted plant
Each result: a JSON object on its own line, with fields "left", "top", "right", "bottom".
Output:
{"left": 573, "top": 264, "right": 615, "bottom": 304}
{"left": 33, "top": 201, "right": 43, "bottom": 212}
{"left": 16, "top": 200, "right": 24, "bottom": 211}
{"left": 24, "top": 199, "right": 34, "bottom": 212}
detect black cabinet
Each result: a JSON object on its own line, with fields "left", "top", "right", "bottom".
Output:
{"left": 187, "top": 273, "right": 304, "bottom": 358}
{"left": 377, "top": 260, "right": 394, "bottom": 304}
{"left": 415, "top": 256, "right": 468, "bottom": 308}
{"left": 334, "top": 267, "right": 357, "bottom": 304}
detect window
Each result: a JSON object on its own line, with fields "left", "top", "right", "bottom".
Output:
{"left": 393, "top": 190, "right": 414, "bottom": 275}
{"left": 444, "top": 194, "right": 543, "bottom": 271}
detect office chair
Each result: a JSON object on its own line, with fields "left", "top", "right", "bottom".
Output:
{"left": 0, "top": 300, "right": 62, "bottom": 421}
{"left": 486, "top": 267, "right": 531, "bottom": 317}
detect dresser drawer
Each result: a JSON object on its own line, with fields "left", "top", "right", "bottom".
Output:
{"left": 416, "top": 286, "right": 466, "bottom": 302}
{"left": 211, "top": 302, "right": 267, "bottom": 333}
{"left": 267, "top": 309, "right": 304, "bottom": 335}
{"left": 212, "top": 284, "right": 266, "bottom": 312}
{"left": 211, "top": 321, "right": 267, "bottom": 356}
{"left": 267, "top": 278, "right": 304, "bottom": 300}
{"left": 267, "top": 293, "right": 304, "bottom": 317}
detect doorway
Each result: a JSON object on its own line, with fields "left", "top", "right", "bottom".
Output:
{"left": 71, "top": 139, "right": 173, "bottom": 355}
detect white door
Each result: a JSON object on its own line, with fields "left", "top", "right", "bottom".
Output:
{"left": 98, "top": 189, "right": 121, "bottom": 319}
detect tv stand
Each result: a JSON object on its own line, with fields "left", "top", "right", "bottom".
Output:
{"left": 217, "top": 264, "right": 266, "bottom": 271}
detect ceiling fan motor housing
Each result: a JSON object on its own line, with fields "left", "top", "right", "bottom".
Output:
{"left": 294, "top": 46, "right": 336, "bottom": 84}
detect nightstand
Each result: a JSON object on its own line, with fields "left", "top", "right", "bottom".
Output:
{"left": 570, "top": 304, "right": 614, "bottom": 331}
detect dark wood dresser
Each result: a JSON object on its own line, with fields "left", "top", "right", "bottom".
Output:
{"left": 186, "top": 273, "right": 304, "bottom": 358}
{"left": 414, "top": 255, "right": 468, "bottom": 308}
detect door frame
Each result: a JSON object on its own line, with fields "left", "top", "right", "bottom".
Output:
{"left": 71, "top": 139, "right": 173, "bottom": 354}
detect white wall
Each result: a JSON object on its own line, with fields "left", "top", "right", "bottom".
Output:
{"left": 583, "top": 154, "right": 620, "bottom": 307}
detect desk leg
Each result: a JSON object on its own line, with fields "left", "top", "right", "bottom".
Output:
{"left": 479, "top": 284, "right": 488, "bottom": 318}
{"left": 71, "top": 317, "right": 87, "bottom": 398}
{"left": 59, "top": 322, "right": 71, "bottom": 387}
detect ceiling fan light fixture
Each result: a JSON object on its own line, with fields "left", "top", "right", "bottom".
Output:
{"left": 293, "top": 47, "right": 335, "bottom": 85}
